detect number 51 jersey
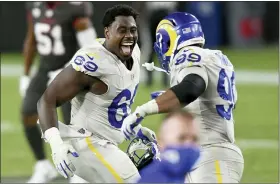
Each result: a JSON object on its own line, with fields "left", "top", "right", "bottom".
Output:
{"left": 170, "top": 46, "right": 238, "bottom": 146}
{"left": 26, "top": 2, "right": 93, "bottom": 71}
{"left": 69, "top": 39, "right": 140, "bottom": 145}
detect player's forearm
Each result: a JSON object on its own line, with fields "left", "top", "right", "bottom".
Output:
{"left": 134, "top": 90, "right": 180, "bottom": 119}
{"left": 37, "top": 66, "right": 95, "bottom": 132}
{"left": 37, "top": 93, "right": 59, "bottom": 132}
{"left": 138, "top": 74, "right": 206, "bottom": 117}
{"left": 37, "top": 92, "right": 66, "bottom": 148}
{"left": 23, "top": 36, "right": 36, "bottom": 76}
{"left": 155, "top": 89, "right": 181, "bottom": 113}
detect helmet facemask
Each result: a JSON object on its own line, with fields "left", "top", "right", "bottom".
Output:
{"left": 126, "top": 137, "right": 158, "bottom": 171}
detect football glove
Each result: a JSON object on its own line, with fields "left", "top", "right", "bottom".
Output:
{"left": 44, "top": 127, "right": 79, "bottom": 178}
{"left": 121, "top": 106, "right": 146, "bottom": 140}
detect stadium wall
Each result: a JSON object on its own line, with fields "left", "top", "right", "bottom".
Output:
{"left": 0, "top": 2, "right": 278, "bottom": 52}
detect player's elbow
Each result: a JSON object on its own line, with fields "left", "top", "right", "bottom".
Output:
{"left": 170, "top": 74, "right": 206, "bottom": 106}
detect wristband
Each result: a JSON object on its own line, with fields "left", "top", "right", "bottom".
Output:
{"left": 140, "top": 99, "right": 159, "bottom": 116}
{"left": 44, "top": 127, "right": 63, "bottom": 149}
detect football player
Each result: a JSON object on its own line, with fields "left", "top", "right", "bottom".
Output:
{"left": 121, "top": 12, "right": 244, "bottom": 183}
{"left": 37, "top": 4, "right": 157, "bottom": 183}
{"left": 20, "top": 2, "right": 97, "bottom": 183}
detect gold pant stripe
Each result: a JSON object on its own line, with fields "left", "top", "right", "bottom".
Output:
{"left": 85, "top": 137, "right": 123, "bottom": 183}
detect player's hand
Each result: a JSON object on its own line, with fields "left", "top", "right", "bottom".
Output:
{"left": 51, "top": 143, "right": 79, "bottom": 179}
{"left": 136, "top": 126, "right": 161, "bottom": 161}
{"left": 136, "top": 126, "right": 157, "bottom": 143}
{"left": 150, "top": 141, "right": 161, "bottom": 161}
{"left": 44, "top": 127, "right": 79, "bottom": 179}
{"left": 19, "top": 75, "right": 30, "bottom": 97}
{"left": 121, "top": 106, "right": 146, "bottom": 140}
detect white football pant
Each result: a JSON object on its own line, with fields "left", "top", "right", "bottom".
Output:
{"left": 185, "top": 142, "right": 244, "bottom": 183}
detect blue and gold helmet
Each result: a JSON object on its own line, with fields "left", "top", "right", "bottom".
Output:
{"left": 154, "top": 12, "right": 205, "bottom": 72}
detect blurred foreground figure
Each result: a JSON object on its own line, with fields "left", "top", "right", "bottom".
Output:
{"left": 138, "top": 110, "right": 200, "bottom": 183}
{"left": 122, "top": 12, "right": 244, "bottom": 183}
{"left": 20, "top": 2, "right": 97, "bottom": 183}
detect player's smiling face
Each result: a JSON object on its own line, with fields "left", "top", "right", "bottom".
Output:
{"left": 105, "top": 16, "right": 138, "bottom": 61}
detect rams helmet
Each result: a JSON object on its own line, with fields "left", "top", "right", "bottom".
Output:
{"left": 127, "top": 137, "right": 160, "bottom": 171}
{"left": 154, "top": 12, "right": 205, "bottom": 72}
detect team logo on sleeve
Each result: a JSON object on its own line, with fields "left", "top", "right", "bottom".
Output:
{"left": 86, "top": 54, "right": 94, "bottom": 60}
{"left": 86, "top": 53, "right": 100, "bottom": 60}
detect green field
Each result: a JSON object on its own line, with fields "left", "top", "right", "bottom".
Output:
{"left": 1, "top": 49, "right": 279, "bottom": 183}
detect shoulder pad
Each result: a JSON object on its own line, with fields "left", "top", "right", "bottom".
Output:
{"left": 95, "top": 38, "right": 105, "bottom": 44}
{"left": 172, "top": 47, "right": 208, "bottom": 69}
{"left": 70, "top": 47, "right": 107, "bottom": 77}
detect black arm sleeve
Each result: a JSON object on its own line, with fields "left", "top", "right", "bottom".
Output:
{"left": 170, "top": 74, "right": 206, "bottom": 106}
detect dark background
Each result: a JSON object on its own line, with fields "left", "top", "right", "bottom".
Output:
{"left": 0, "top": 1, "right": 278, "bottom": 52}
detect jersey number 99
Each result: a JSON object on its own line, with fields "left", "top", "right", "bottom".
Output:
{"left": 216, "top": 69, "right": 235, "bottom": 120}
{"left": 108, "top": 85, "right": 138, "bottom": 128}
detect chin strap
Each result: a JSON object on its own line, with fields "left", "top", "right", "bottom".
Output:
{"left": 142, "top": 62, "right": 170, "bottom": 75}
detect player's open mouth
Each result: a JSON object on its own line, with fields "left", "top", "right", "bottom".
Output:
{"left": 120, "top": 42, "right": 134, "bottom": 56}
